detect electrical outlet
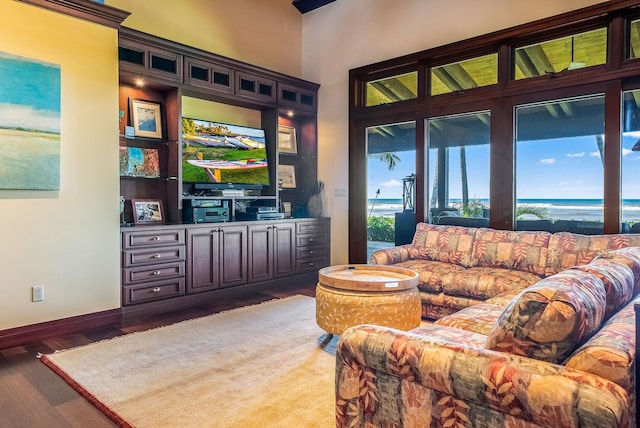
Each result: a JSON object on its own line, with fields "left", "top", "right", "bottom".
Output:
{"left": 335, "top": 188, "right": 348, "bottom": 197}
{"left": 32, "top": 285, "right": 44, "bottom": 302}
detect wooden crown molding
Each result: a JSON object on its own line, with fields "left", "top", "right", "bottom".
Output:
{"left": 16, "top": 0, "right": 130, "bottom": 28}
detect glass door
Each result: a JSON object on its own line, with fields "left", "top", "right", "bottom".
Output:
{"left": 366, "top": 121, "right": 416, "bottom": 261}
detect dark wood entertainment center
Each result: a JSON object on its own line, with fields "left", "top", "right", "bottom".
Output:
{"left": 118, "top": 28, "right": 329, "bottom": 317}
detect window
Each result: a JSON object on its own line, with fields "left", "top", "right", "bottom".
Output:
{"left": 622, "top": 89, "right": 640, "bottom": 230}
{"left": 430, "top": 53, "right": 498, "bottom": 96}
{"left": 366, "top": 121, "right": 416, "bottom": 258}
{"left": 514, "top": 28, "right": 607, "bottom": 79}
{"left": 365, "top": 72, "right": 417, "bottom": 106}
{"left": 515, "top": 94, "right": 605, "bottom": 231}
{"left": 629, "top": 18, "right": 640, "bottom": 59}
{"left": 427, "top": 111, "right": 490, "bottom": 226}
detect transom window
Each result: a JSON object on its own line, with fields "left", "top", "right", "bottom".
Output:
{"left": 365, "top": 71, "right": 417, "bottom": 106}
{"left": 514, "top": 28, "right": 607, "bottom": 79}
{"left": 430, "top": 53, "right": 498, "bottom": 96}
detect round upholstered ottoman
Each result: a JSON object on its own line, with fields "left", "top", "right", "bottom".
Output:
{"left": 315, "top": 264, "right": 421, "bottom": 335}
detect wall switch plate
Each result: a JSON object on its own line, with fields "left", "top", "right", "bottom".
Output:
{"left": 32, "top": 285, "right": 44, "bottom": 302}
{"left": 335, "top": 188, "right": 347, "bottom": 197}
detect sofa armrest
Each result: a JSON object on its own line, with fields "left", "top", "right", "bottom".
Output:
{"left": 336, "top": 325, "right": 631, "bottom": 428}
{"left": 369, "top": 244, "right": 412, "bottom": 265}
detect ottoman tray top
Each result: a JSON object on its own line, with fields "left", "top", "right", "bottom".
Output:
{"left": 318, "top": 264, "right": 418, "bottom": 292}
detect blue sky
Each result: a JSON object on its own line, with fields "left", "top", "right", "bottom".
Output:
{"left": 367, "top": 132, "right": 640, "bottom": 200}
{"left": 0, "top": 52, "right": 60, "bottom": 133}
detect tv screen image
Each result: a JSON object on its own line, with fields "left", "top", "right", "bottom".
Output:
{"left": 182, "top": 118, "right": 269, "bottom": 186}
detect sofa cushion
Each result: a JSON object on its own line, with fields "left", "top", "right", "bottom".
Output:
{"left": 393, "top": 259, "right": 466, "bottom": 293}
{"left": 564, "top": 296, "right": 638, "bottom": 391}
{"left": 408, "top": 223, "right": 477, "bottom": 267}
{"left": 594, "top": 246, "right": 640, "bottom": 295}
{"left": 573, "top": 259, "right": 634, "bottom": 319}
{"left": 473, "top": 229, "right": 551, "bottom": 276}
{"left": 434, "top": 303, "right": 504, "bottom": 335}
{"left": 442, "top": 267, "right": 540, "bottom": 300}
{"left": 485, "top": 269, "right": 607, "bottom": 363}
{"left": 545, "top": 232, "right": 640, "bottom": 276}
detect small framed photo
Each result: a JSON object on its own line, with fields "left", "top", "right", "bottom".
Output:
{"left": 131, "top": 199, "right": 164, "bottom": 224}
{"left": 278, "top": 164, "right": 297, "bottom": 189}
{"left": 281, "top": 201, "right": 292, "bottom": 218}
{"left": 130, "top": 99, "right": 163, "bottom": 139}
{"left": 278, "top": 125, "right": 297, "bottom": 154}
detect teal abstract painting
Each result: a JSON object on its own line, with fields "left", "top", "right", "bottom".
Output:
{"left": 0, "top": 52, "right": 61, "bottom": 190}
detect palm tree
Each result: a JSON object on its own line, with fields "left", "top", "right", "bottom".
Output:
{"left": 370, "top": 152, "right": 401, "bottom": 170}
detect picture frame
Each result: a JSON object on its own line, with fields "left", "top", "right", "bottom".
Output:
{"left": 278, "top": 125, "right": 297, "bottom": 154}
{"left": 281, "top": 201, "right": 292, "bottom": 218}
{"left": 278, "top": 164, "right": 297, "bottom": 189}
{"left": 131, "top": 199, "right": 164, "bottom": 224}
{"left": 130, "top": 99, "right": 163, "bottom": 139}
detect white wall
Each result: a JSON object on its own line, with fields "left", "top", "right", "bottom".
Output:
{"left": 301, "top": 0, "right": 606, "bottom": 264}
{"left": 0, "top": 0, "right": 121, "bottom": 330}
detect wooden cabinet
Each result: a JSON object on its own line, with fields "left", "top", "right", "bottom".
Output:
{"left": 121, "top": 228, "right": 186, "bottom": 305}
{"left": 121, "top": 219, "right": 329, "bottom": 315}
{"left": 295, "top": 218, "right": 330, "bottom": 273}
{"left": 186, "top": 224, "right": 247, "bottom": 294}
{"left": 247, "top": 221, "right": 296, "bottom": 283}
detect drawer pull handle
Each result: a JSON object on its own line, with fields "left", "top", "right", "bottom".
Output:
{"left": 152, "top": 253, "right": 162, "bottom": 259}
{"left": 151, "top": 236, "right": 160, "bottom": 241}
{"left": 310, "top": 251, "right": 315, "bottom": 255}
{"left": 310, "top": 262, "right": 315, "bottom": 267}
{"left": 151, "top": 287, "right": 161, "bottom": 293}
{"left": 152, "top": 270, "right": 161, "bottom": 276}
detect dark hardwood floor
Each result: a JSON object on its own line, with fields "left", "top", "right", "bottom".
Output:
{"left": 0, "top": 281, "right": 316, "bottom": 428}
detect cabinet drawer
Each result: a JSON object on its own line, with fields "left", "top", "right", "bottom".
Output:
{"left": 123, "top": 229, "right": 185, "bottom": 249}
{"left": 296, "top": 221, "right": 328, "bottom": 235}
{"left": 122, "top": 278, "right": 185, "bottom": 305}
{"left": 123, "top": 245, "right": 185, "bottom": 267}
{"left": 296, "top": 257, "right": 329, "bottom": 273}
{"left": 296, "top": 233, "right": 327, "bottom": 247}
{"left": 296, "top": 247, "right": 326, "bottom": 260}
{"left": 123, "top": 262, "right": 185, "bottom": 285}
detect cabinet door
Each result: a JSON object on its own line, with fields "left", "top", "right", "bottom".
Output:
{"left": 186, "top": 227, "right": 220, "bottom": 294}
{"left": 274, "top": 222, "right": 296, "bottom": 277}
{"left": 218, "top": 224, "right": 247, "bottom": 288}
{"left": 247, "top": 224, "right": 273, "bottom": 283}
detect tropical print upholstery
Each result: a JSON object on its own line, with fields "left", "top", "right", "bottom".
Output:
{"left": 545, "top": 232, "right": 640, "bottom": 276}
{"left": 369, "top": 224, "right": 640, "bottom": 320}
{"left": 573, "top": 259, "right": 635, "bottom": 319}
{"left": 595, "top": 246, "right": 640, "bottom": 294}
{"left": 443, "top": 266, "right": 540, "bottom": 299}
{"left": 393, "top": 259, "right": 465, "bottom": 293}
{"left": 473, "top": 228, "right": 551, "bottom": 276}
{"left": 565, "top": 295, "right": 638, "bottom": 392}
{"left": 336, "top": 325, "right": 631, "bottom": 428}
{"left": 407, "top": 223, "right": 477, "bottom": 267}
{"left": 434, "top": 302, "right": 504, "bottom": 335}
{"left": 485, "top": 269, "right": 607, "bottom": 363}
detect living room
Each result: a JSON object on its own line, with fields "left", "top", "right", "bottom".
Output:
{"left": 0, "top": 0, "right": 630, "bottom": 426}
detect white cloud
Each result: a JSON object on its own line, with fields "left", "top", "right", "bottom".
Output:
{"left": 540, "top": 158, "right": 555, "bottom": 164}
{"left": 381, "top": 179, "right": 402, "bottom": 188}
{"left": 622, "top": 148, "right": 633, "bottom": 156}
{"left": 567, "top": 152, "right": 585, "bottom": 158}
{"left": 590, "top": 151, "right": 601, "bottom": 157}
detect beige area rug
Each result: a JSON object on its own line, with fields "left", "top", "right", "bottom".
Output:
{"left": 41, "top": 296, "right": 337, "bottom": 428}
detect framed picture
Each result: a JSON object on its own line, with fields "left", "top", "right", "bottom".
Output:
{"left": 131, "top": 199, "right": 164, "bottom": 224}
{"left": 119, "top": 147, "right": 160, "bottom": 178}
{"left": 281, "top": 201, "right": 292, "bottom": 218}
{"left": 278, "top": 125, "right": 297, "bottom": 154}
{"left": 278, "top": 164, "right": 297, "bottom": 189}
{"left": 130, "top": 99, "right": 163, "bottom": 139}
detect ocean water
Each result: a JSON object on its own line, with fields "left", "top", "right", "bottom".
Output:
{"left": 367, "top": 198, "right": 640, "bottom": 222}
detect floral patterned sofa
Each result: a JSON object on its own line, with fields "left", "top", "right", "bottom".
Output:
{"left": 336, "top": 245, "right": 640, "bottom": 427}
{"left": 369, "top": 222, "right": 640, "bottom": 320}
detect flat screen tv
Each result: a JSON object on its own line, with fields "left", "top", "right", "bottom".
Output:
{"left": 181, "top": 118, "right": 269, "bottom": 190}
